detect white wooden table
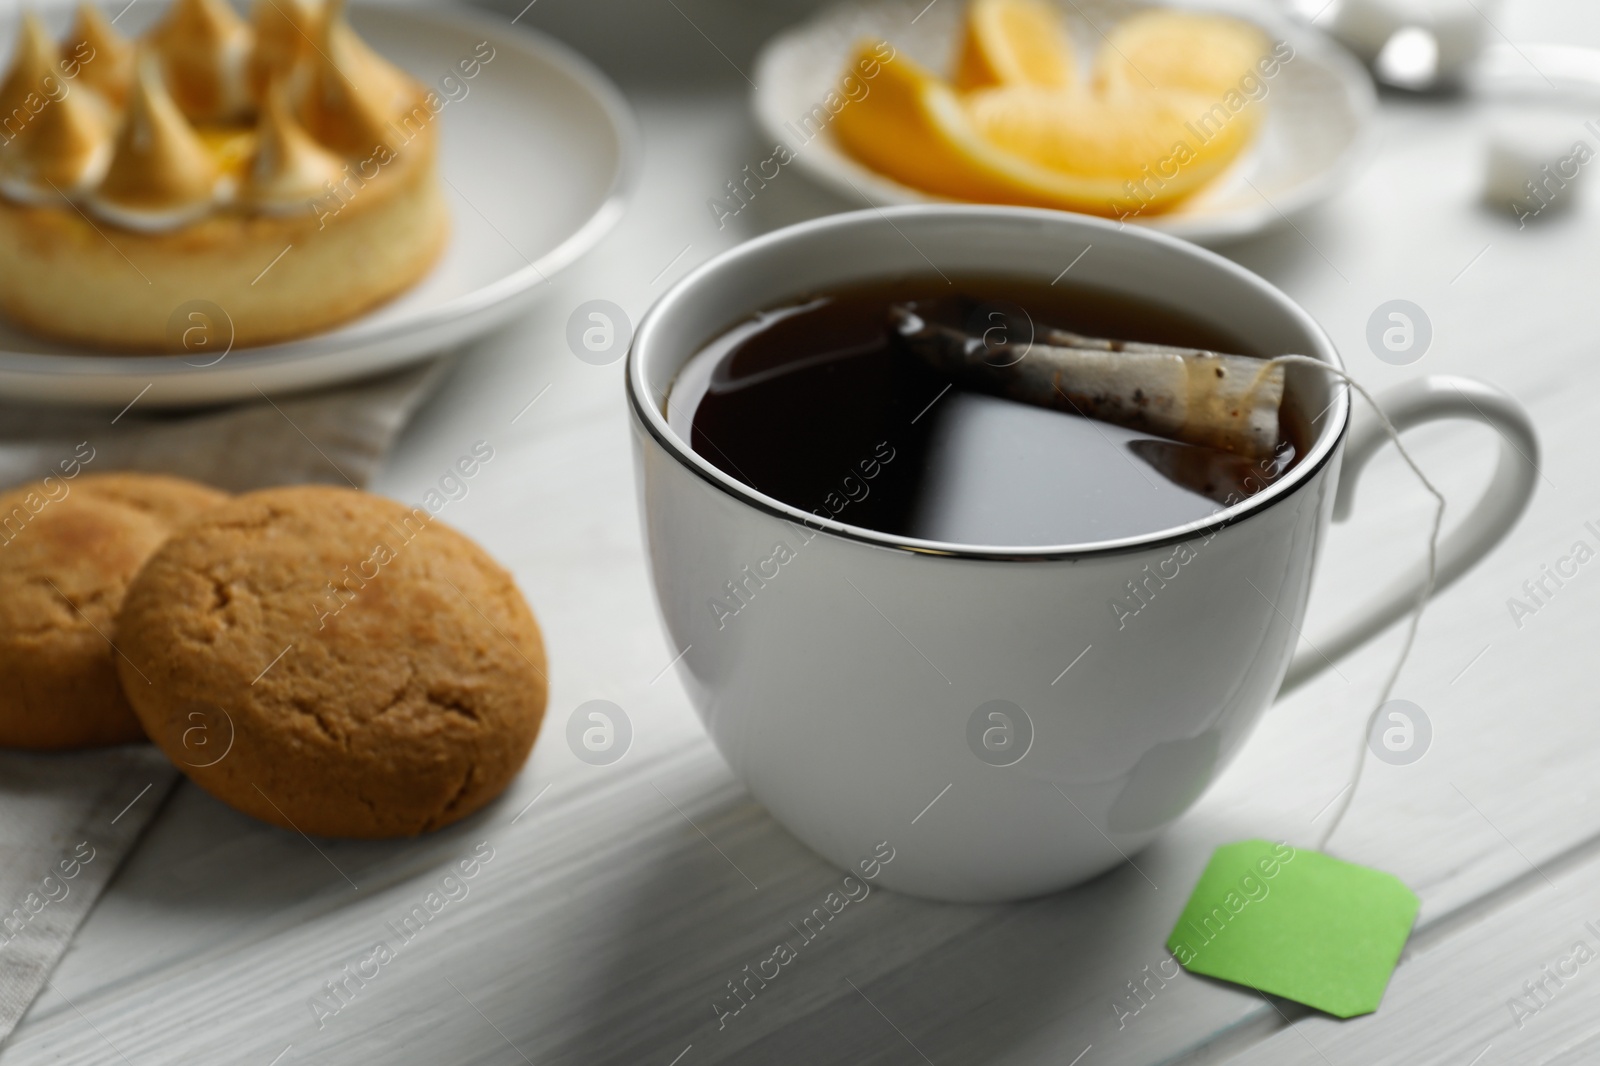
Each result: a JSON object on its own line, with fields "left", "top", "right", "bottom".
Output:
{"left": 8, "top": 1, "right": 1600, "bottom": 1062}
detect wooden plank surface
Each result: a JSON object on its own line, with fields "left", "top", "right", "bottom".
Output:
{"left": 8, "top": 1, "right": 1600, "bottom": 1063}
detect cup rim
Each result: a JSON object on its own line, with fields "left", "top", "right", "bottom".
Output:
{"left": 626, "top": 205, "right": 1349, "bottom": 561}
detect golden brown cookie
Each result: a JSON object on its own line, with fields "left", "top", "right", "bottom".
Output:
{"left": 115, "top": 486, "right": 548, "bottom": 838}
{"left": 0, "top": 472, "right": 229, "bottom": 750}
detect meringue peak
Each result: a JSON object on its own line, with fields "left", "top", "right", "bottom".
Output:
{"left": 0, "top": 1, "right": 430, "bottom": 229}
{"left": 92, "top": 57, "right": 220, "bottom": 228}
{"left": 63, "top": 4, "right": 136, "bottom": 106}
{"left": 0, "top": 72, "right": 113, "bottom": 200}
{"left": 299, "top": 0, "right": 415, "bottom": 155}
{"left": 245, "top": 77, "right": 342, "bottom": 211}
{"left": 0, "top": 12, "right": 110, "bottom": 201}
{"left": 148, "top": 0, "right": 254, "bottom": 123}
{"left": 250, "top": 0, "right": 320, "bottom": 100}
{"left": 0, "top": 14, "right": 62, "bottom": 122}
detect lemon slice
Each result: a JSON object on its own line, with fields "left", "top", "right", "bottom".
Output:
{"left": 835, "top": 42, "right": 1204, "bottom": 216}
{"left": 1091, "top": 10, "right": 1270, "bottom": 100}
{"left": 953, "top": 0, "right": 1075, "bottom": 90}
{"left": 966, "top": 84, "right": 1257, "bottom": 212}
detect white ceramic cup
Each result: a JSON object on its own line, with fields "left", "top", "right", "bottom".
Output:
{"left": 627, "top": 206, "right": 1539, "bottom": 903}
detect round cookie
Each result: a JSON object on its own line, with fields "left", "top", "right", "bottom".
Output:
{"left": 0, "top": 472, "right": 229, "bottom": 750}
{"left": 63, "top": 472, "right": 235, "bottom": 528}
{"left": 115, "top": 486, "right": 548, "bottom": 838}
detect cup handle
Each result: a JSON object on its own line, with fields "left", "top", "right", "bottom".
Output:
{"left": 1277, "top": 375, "right": 1541, "bottom": 697}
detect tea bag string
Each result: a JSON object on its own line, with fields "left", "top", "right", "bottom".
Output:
{"left": 1266, "top": 355, "right": 1447, "bottom": 852}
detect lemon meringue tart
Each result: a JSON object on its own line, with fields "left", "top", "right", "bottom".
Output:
{"left": 0, "top": 0, "right": 448, "bottom": 352}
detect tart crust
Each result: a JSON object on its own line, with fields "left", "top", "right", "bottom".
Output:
{"left": 0, "top": 109, "right": 447, "bottom": 352}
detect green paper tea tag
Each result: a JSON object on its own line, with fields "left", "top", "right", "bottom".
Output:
{"left": 1167, "top": 840, "right": 1420, "bottom": 1018}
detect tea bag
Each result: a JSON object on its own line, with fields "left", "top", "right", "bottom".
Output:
{"left": 1126, "top": 439, "right": 1284, "bottom": 505}
{"left": 889, "top": 304, "right": 1286, "bottom": 459}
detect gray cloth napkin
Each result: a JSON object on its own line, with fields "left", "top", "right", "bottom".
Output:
{"left": 0, "top": 358, "right": 453, "bottom": 1045}
{"left": 0, "top": 358, "right": 453, "bottom": 491}
{"left": 0, "top": 746, "right": 177, "bottom": 1039}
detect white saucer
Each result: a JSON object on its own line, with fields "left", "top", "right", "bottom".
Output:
{"left": 0, "top": 2, "right": 638, "bottom": 408}
{"left": 750, "top": 0, "right": 1375, "bottom": 246}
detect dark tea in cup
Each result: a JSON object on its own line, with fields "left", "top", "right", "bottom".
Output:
{"left": 666, "top": 275, "right": 1309, "bottom": 547}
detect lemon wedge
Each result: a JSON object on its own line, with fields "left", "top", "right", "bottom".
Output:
{"left": 1091, "top": 10, "right": 1271, "bottom": 101}
{"left": 966, "top": 83, "right": 1257, "bottom": 212}
{"left": 953, "top": 0, "right": 1075, "bottom": 90}
{"left": 834, "top": 41, "right": 1254, "bottom": 217}
{"left": 835, "top": 42, "right": 1136, "bottom": 214}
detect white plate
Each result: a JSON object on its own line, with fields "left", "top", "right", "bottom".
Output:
{"left": 0, "top": 2, "right": 638, "bottom": 408}
{"left": 751, "top": 0, "right": 1375, "bottom": 245}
